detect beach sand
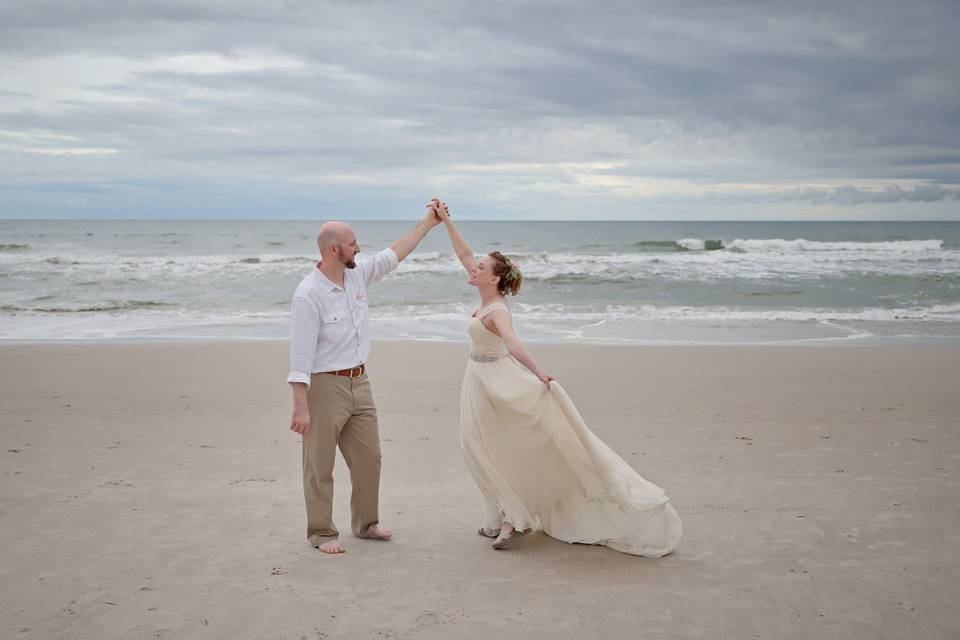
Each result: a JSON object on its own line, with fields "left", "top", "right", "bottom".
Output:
{"left": 1, "top": 341, "right": 958, "bottom": 639}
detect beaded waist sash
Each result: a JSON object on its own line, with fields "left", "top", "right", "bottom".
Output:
{"left": 470, "top": 353, "right": 502, "bottom": 363}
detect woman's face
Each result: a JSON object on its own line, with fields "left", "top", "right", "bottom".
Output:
{"left": 468, "top": 255, "right": 497, "bottom": 289}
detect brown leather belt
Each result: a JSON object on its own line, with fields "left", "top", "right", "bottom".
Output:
{"left": 323, "top": 364, "right": 365, "bottom": 378}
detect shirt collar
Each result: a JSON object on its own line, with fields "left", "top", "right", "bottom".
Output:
{"left": 313, "top": 263, "right": 344, "bottom": 291}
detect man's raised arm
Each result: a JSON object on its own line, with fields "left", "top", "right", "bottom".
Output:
{"left": 390, "top": 201, "right": 443, "bottom": 263}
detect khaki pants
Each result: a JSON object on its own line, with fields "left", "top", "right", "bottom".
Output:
{"left": 303, "top": 372, "right": 381, "bottom": 546}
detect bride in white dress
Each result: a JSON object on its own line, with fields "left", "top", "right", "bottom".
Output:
{"left": 430, "top": 200, "right": 682, "bottom": 557}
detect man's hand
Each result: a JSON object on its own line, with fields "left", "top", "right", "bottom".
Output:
{"left": 423, "top": 202, "right": 442, "bottom": 228}
{"left": 290, "top": 404, "right": 310, "bottom": 435}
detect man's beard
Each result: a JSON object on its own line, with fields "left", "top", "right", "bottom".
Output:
{"left": 337, "top": 246, "right": 356, "bottom": 269}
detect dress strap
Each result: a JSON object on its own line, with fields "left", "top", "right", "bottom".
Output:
{"left": 477, "top": 302, "right": 509, "bottom": 319}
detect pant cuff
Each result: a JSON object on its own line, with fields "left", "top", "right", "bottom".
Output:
{"left": 354, "top": 522, "right": 380, "bottom": 538}
{"left": 308, "top": 533, "right": 340, "bottom": 547}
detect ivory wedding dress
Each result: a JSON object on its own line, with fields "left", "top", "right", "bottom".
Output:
{"left": 460, "top": 302, "right": 682, "bottom": 557}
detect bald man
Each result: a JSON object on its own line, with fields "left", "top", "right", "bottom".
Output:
{"left": 287, "top": 202, "right": 446, "bottom": 554}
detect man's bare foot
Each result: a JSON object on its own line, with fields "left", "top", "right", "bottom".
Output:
{"left": 367, "top": 525, "right": 393, "bottom": 540}
{"left": 317, "top": 537, "right": 346, "bottom": 554}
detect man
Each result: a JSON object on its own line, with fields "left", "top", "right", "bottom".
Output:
{"left": 287, "top": 200, "right": 447, "bottom": 554}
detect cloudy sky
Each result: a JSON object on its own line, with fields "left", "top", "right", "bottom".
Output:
{"left": 1, "top": 0, "right": 959, "bottom": 220}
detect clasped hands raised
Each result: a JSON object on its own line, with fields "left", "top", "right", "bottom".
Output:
{"left": 426, "top": 197, "right": 451, "bottom": 223}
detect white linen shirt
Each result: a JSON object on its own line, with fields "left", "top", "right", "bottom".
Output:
{"left": 287, "top": 248, "right": 398, "bottom": 388}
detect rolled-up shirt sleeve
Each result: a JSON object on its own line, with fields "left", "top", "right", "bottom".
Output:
{"left": 357, "top": 247, "right": 399, "bottom": 286}
{"left": 287, "top": 295, "right": 320, "bottom": 388}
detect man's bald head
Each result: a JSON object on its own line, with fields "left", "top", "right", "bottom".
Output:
{"left": 317, "top": 221, "right": 355, "bottom": 256}
{"left": 316, "top": 221, "right": 360, "bottom": 270}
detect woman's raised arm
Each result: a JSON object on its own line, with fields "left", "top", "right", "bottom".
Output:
{"left": 432, "top": 199, "right": 477, "bottom": 274}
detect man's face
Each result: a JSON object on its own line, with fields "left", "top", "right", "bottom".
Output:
{"left": 336, "top": 233, "right": 360, "bottom": 269}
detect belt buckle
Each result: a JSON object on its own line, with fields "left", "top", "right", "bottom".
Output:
{"left": 349, "top": 366, "right": 362, "bottom": 378}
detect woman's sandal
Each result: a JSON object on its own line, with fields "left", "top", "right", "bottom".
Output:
{"left": 477, "top": 527, "right": 501, "bottom": 538}
{"left": 491, "top": 528, "right": 530, "bottom": 550}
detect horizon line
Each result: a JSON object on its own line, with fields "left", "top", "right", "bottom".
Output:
{"left": 2, "top": 217, "right": 959, "bottom": 223}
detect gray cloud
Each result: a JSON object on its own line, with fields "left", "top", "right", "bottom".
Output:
{"left": 781, "top": 184, "right": 960, "bottom": 205}
{"left": 0, "top": 0, "right": 958, "bottom": 219}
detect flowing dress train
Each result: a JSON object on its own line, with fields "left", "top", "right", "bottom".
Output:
{"left": 460, "top": 302, "right": 682, "bottom": 557}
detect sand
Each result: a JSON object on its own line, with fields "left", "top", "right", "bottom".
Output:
{"left": 1, "top": 341, "right": 958, "bottom": 639}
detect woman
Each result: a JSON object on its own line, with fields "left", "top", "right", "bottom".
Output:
{"left": 430, "top": 199, "right": 682, "bottom": 557}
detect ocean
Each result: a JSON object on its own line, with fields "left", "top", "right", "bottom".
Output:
{"left": 1, "top": 219, "right": 959, "bottom": 345}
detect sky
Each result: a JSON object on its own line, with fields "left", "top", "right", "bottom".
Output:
{"left": 1, "top": 0, "right": 959, "bottom": 221}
